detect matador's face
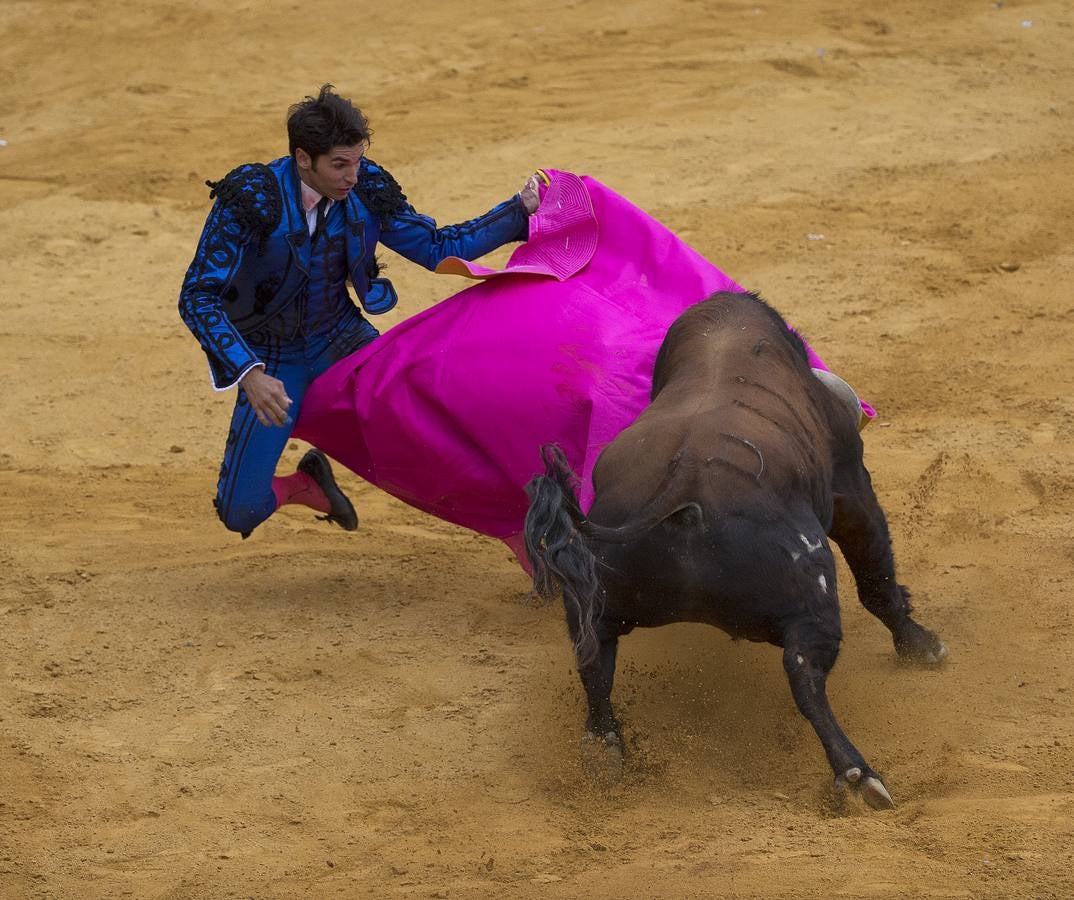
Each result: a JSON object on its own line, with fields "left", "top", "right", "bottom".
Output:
{"left": 295, "top": 143, "right": 365, "bottom": 201}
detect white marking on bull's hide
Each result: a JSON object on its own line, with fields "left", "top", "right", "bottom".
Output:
{"left": 799, "top": 534, "right": 823, "bottom": 553}
{"left": 796, "top": 654, "right": 805, "bottom": 665}
{"left": 791, "top": 551, "right": 801, "bottom": 561}
{"left": 818, "top": 574, "right": 828, "bottom": 593}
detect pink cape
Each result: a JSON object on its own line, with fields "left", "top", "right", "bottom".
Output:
{"left": 294, "top": 170, "right": 871, "bottom": 563}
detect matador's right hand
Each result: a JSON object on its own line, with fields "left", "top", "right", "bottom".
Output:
{"left": 240, "top": 366, "right": 293, "bottom": 427}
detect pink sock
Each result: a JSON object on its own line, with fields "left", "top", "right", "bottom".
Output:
{"left": 272, "top": 471, "right": 332, "bottom": 514}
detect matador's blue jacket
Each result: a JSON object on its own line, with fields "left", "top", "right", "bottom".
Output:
{"left": 179, "top": 155, "right": 530, "bottom": 389}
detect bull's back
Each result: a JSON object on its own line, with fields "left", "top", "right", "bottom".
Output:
{"left": 590, "top": 386, "right": 832, "bottom": 529}
{"left": 592, "top": 294, "right": 837, "bottom": 523}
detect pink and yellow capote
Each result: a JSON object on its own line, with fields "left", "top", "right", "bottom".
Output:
{"left": 294, "top": 169, "right": 873, "bottom": 564}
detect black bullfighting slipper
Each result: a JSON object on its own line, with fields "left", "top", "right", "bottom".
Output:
{"left": 297, "top": 449, "right": 359, "bottom": 531}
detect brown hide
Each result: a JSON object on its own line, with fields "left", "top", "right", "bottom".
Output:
{"left": 587, "top": 292, "right": 845, "bottom": 533}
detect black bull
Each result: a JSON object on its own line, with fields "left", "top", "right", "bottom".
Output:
{"left": 523, "top": 291, "right": 947, "bottom": 809}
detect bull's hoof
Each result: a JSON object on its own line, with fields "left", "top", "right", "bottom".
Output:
{"left": 582, "top": 730, "right": 625, "bottom": 783}
{"left": 835, "top": 766, "right": 895, "bottom": 810}
{"left": 895, "top": 624, "right": 948, "bottom": 668}
{"left": 861, "top": 776, "right": 895, "bottom": 810}
{"left": 923, "top": 641, "right": 948, "bottom": 666}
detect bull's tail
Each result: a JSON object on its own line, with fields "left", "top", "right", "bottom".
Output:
{"left": 523, "top": 444, "right": 602, "bottom": 667}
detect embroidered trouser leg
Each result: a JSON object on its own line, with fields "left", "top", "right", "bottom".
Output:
{"left": 214, "top": 312, "right": 379, "bottom": 535}
{"left": 214, "top": 340, "right": 306, "bottom": 534}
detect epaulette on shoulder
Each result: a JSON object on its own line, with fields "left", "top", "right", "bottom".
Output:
{"left": 356, "top": 158, "right": 410, "bottom": 225}
{"left": 205, "top": 163, "right": 281, "bottom": 254}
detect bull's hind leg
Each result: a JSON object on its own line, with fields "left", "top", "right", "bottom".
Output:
{"left": 573, "top": 623, "right": 625, "bottom": 780}
{"left": 830, "top": 465, "right": 947, "bottom": 665}
{"left": 782, "top": 620, "right": 894, "bottom": 810}
{"left": 577, "top": 626, "right": 622, "bottom": 746}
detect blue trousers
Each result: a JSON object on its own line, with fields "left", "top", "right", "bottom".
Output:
{"left": 215, "top": 312, "right": 379, "bottom": 534}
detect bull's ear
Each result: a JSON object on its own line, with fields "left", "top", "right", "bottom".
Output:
{"left": 812, "top": 368, "right": 864, "bottom": 431}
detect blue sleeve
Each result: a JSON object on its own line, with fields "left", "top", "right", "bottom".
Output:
{"left": 359, "top": 160, "right": 529, "bottom": 270}
{"left": 178, "top": 200, "right": 262, "bottom": 390}
{"left": 379, "top": 195, "right": 529, "bottom": 270}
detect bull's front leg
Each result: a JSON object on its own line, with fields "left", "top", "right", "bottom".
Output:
{"left": 782, "top": 620, "right": 895, "bottom": 810}
{"left": 830, "top": 465, "right": 947, "bottom": 666}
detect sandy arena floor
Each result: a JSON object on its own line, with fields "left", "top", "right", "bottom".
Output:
{"left": 2, "top": 1, "right": 1073, "bottom": 896}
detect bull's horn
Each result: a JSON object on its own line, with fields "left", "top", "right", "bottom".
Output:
{"left": 812, "top": 368, "right": 866, "bottom": 432}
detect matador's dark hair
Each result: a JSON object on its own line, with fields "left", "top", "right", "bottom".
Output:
{"left": 286, "top": 84, "right": 372, "bottom": 161}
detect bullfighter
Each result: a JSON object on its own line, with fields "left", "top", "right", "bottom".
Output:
{"left": 179, "top": 84, "right": 540, "bottom": 537}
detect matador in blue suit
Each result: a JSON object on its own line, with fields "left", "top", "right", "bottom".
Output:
{"left": 179, "top": 84, "right": 540, "bottom": 536}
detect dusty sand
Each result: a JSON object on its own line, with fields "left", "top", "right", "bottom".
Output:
{"left": 2, "top": 0, "right": 1073, "bottom": 896}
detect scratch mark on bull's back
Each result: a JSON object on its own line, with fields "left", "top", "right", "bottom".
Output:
{"left": 734, "top": 376, "right": 822, "bottom": 441}
{"left": 704, "top": 455, "right": 757, "bottom": 481}
{"left": 732, "top": 398, "right": 819, "bottom": 470}
{"left": 722, "top": 432, "right": 765, "bottom": 481}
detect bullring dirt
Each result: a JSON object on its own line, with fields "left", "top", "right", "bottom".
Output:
{"left": 2, "top": 0, "right": 1073, "bottom": 896}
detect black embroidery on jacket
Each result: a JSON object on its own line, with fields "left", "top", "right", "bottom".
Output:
{"left": 252, "top": 274, "right": 282, "bottom": 315}
{"left": 205, "top": 163, "right": 281, "bottom": 255}
{"left": 356, "top": 160, "right": 409, "bottom": 226}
